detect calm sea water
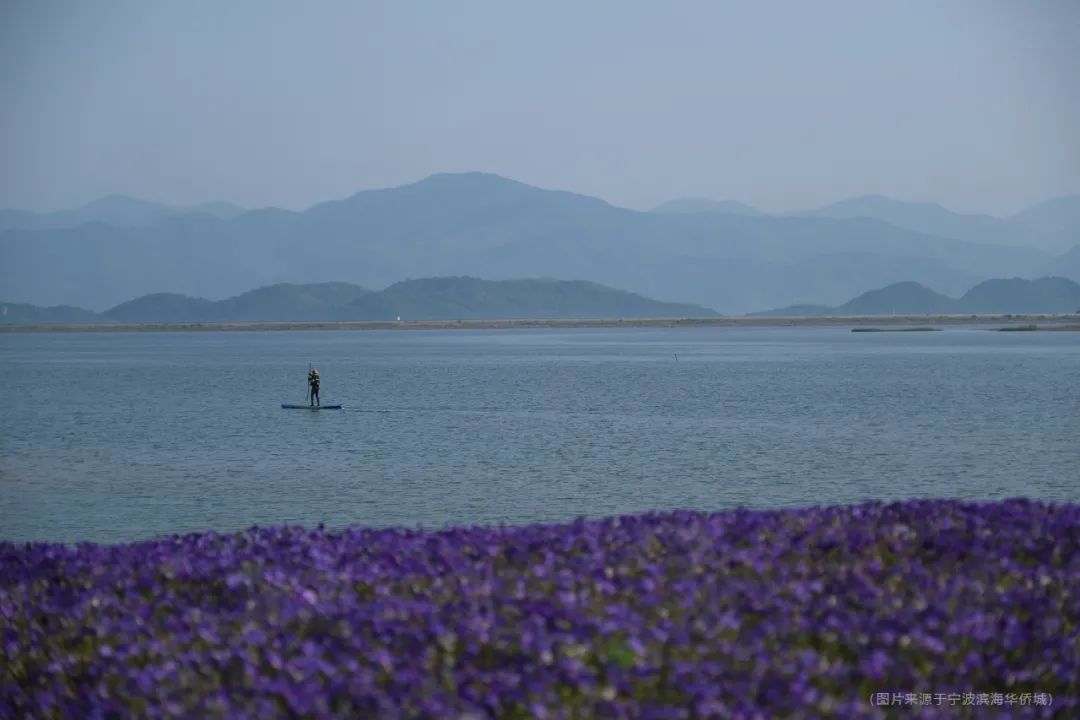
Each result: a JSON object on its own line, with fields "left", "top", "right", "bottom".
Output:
{"left": 1, "top": 326, "right": 1077, "bottom": 543}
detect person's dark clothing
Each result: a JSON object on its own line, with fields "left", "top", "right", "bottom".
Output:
{"left": 309, "top": 373, "right": 320, "bottom": 406}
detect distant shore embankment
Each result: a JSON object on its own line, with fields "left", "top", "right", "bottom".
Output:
{"left": 2, "top": 314, "right": 1079, "bottom": 333}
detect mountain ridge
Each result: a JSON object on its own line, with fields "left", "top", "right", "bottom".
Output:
{"left": 754, "top": 276, "right": 1080, "bottom": 316}
{"left": 6, "top": 276, "right": 1079, "bottom": 324}
{"left": 1, "top": 278, "right": 716, "bottom": 324}
{"left": 0, "top": 195, "right": 246, "bottom": 231}
{"left": 3, "top": 173, "right": 1074, "bottom": 313}
{"left": 7, "top": 181, "right": 1076, "bottom": 235}
{"left": 646, "top": 191, "right": 1080, "bottom": 252}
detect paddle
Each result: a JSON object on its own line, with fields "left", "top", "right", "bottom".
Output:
{"left": 306, "top": 363, "right": 311, "bottom": 405}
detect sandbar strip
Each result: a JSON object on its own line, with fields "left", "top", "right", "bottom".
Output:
{"left": 3, "top": 314, "right": 1079, "bottom": 333}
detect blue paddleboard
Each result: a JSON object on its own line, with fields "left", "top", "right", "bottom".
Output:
{"left": 281, "top": 404, "right": 343, "bottom": 410}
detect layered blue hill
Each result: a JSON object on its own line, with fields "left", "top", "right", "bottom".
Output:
{"left": 754, "top": 277, "right": 1080, "bottom": 316}
{"left": 3, "top": 174, "right": 1077, "bottom": 314}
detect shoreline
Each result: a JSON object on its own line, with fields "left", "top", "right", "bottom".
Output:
{"left": 1, "top": 314, "right": 1079, "bottom": 333}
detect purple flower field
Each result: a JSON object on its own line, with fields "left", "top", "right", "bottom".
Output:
{"left": 2, "top": 499, "right": 1077, "bottom": 718}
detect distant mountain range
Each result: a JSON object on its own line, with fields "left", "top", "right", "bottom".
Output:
{"left": 1, "top": 278, "right": 717, "bottom": 324}
{"left": 2, "top": 173, "right": 1078, "bottom": 314}
{"left": 654, "top": 192, "right": 1080, "bottom": 253}
{"left": 0, "top": 195, "right": 245, "bottom": 231}
{"left": 754, "top": 277, "right": 1080, "bottom": 316}
{"left": 0, "top": 302, "right": 101, "bottom": 324}
{"left": 5, "top": 275, "right": 1078, "bottom": 325}
{"left": 105, "top": 282, "right": 373, "bottom": 323}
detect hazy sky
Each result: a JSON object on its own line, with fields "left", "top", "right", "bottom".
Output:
{"left": 2, "top": 0, "right": 1078, "bottom": 215}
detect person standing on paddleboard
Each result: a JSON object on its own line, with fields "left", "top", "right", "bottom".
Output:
{"left": 308, "top": 368, "right": 321, "bottom": 407}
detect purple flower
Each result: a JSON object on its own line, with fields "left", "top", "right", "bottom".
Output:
{"left": 1, "top": 499, "right": 1077, "bottom": 717}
